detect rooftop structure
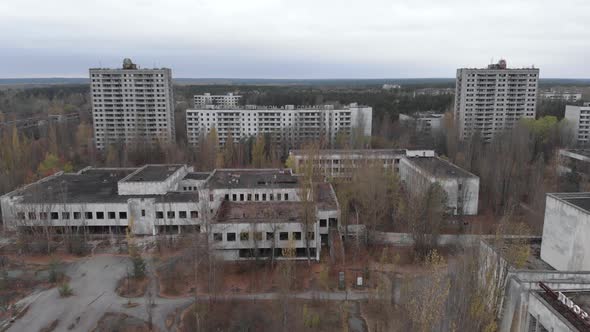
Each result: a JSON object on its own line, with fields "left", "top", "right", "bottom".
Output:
{"left": 0, "top": 165, "right": 340, "bottom": 261}
{"left": 194, "top": 92, "right": 242, "bottom": 108}
{"left": 399, "top": 156, "right": 479, "bottom": 215}
{"left": 186, "top": 103, "right": 372, "bottom": 147}
{"left": 454, "top": 60, "right": 539, "bottom": 141}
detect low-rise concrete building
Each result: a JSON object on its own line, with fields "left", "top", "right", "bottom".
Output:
{"left": 565, "top": 105, "right": 590, "bottom": 144}
{"left": 289, "top": 148, "right": 435, "bottom": 179}
{"left": 0, "top": 166, "right": 340, "bottom": 261}
{"left": 558, "top": 149, "right": 590, "bottom": 176}
{"left": 398, "top": 156, "right": 479, "bottom": 215}
{"left": 399, "top": 112, "right": 445, "bottom": 135}
{"left": 541, "top": 91, "right": 582, "bottom": 102}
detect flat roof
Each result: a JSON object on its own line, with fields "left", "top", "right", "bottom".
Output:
{"left": 548, "top": 192, "right": 590, "bottom": 214}
{"left": 9, "top": 168, "right": 198, "bottom": 204}
{"left": 183, "top": 172, "right": 211, "bottom": 180}
{"left": 560, "top": 149, "right": 590, "bottom": 160}
{"left": 404, "top": 156, "right": 478, "bottom": 179}
{"left": 123, "top": 165, "right": 184, "bottom": 182}
{"left": 484, "top": 238, "right": 554, "bottom": 270}
{"left": 215, "top": 201, "right": 304, "bottom": 224}
{"left": 206, "top": 169, "right": 299, "bottom": 189}
{"left": 315, "top": 183, "right": 338, "bottom": 211}
{"left": 290, "top": 149, "right": 407, "bottom": 156}
{"left": 537, "top": 290, "right": 590, "bottom": 331}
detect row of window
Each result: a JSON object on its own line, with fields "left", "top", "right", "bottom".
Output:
{"left": 17, "top": 211, "right": 127, "bottom": 221}
{"left": 155, "top": 210, "right": 198, "bottom": 219}
{"left": 224, "top": 192, "right": 289, "bottom": 202}
{"left": 213, "top": 231, "right": 314, "bottom": 242}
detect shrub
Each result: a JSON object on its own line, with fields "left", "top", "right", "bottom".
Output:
{"left": 58, "top": 283, "right": 73, "bottom": 297}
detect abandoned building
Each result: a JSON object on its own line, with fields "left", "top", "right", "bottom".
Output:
{"left": 398, "top": 156, "right": 479, "bottom": 215}
{"left": 481, "top": 192, "right": 590, "bottom": 332}
{"left": 288, "top": 148, "right": 435, "bottom": 179}
{"left": 0, "top": 165, "right": 340, "bottom": 261}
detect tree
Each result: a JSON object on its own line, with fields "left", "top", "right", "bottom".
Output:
{"left": 252, "top": 134, "right": 267, "bottom": 168}
{"left": 407, "top": 249, "right": 449, "bottom": 332}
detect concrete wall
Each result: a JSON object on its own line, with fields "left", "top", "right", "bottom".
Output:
{"left": 527, "top": 292, "right": 578, "bottom": 332}
{"left": 541, "top": 195, "right": 590, "bottom": 271}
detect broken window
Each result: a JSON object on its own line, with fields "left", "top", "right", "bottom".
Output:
{"left": 227, "top": 232, "right": 236, "bottom": 241}
{"left": 141, "top": 209, "right": 146, "bottom": 217}
{"left": 225, "top": 194, "right": 230, "bottom": 201}
{"left": 240, "top": 232, "right": 249, "bottom": 241}
{"left": 62, "top": 212, "right": 70, "bottom": 220}
{"left": 50, "top": 212, "right": 59, "bottom": 220}
{"left": 17, "top": 212, "right": 25, "bottom": 220}
{"left": 213, "top": 233, "right": 222, "bottom": 241}
{"left": 96, "top": 212, "right": 104, "bottom": 219}
{"left": 179, "top": 211, "right": 187, "bottom": 218}
{"left": 277, "top": 193, "right": 282, "bottom": 201}
{"left": 209, "top": 194, "right": 214, "bottom": 202}
{"left": 156, "top": 211, "right": 164, "bottom": 219}
{"left": 329, "top": 218, "right": 337, "bottom": 228}
{"left": 108, "top": 212, "right": 116, "bottom": 219}
{"left": 40, "top": 212, "right": 48, "bottom": 220}
{"left": 232, "top": 194, "right": 237, "bottom": 201}
{"left": 262, "top": 194, "right": 267, "bottom": 201}
{"left": 254, "top": 232, "right": 263, "bottom": 241}
{"left": 270, "top": 194, "right": 274, "bottom": 201}
{"left": 307, "top": 232, "right": 315, "bottom": 240}
{"left": 240, "top": 194, "right": 244, "bottom": 201}
{"left": 255, "top": 194, "right": 259, "bottom": 201}
{"left": 319, "top": 219, "right": 327, "bottom": 227}
{"left": 119, "top": 212, "right": 127, "bottom": 219}
{"left": 280, "top": 232, "right": 289, "bottom": 241}
{"left": 74, "top": 212, "right": 81, "bottom": 220}
{"left": 293, "top": 232, "right": 302, "bottom": 240}
{"left": 85, "top": 212, "right": 93, "bottom": 219}
{"left": 284, "top": 194, "right": 289, "bottom": 201}
{"left": 190, "top": 211, "right": 199, "bottom": 218}
{"left": 167, "top": 211, "right": 175, "bottom": 219}
{"left": 247, "top": 194, "right": 252, "bottom": 201}
{"left": 266, "top": 232, "right": 274, "bottom": 240}
{"left": 28, "top": 212, "right": 36, "bottom": 220}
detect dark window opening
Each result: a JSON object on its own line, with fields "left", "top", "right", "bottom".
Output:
{"left": 329, "top": 218, "right": 337, "bottom": 228}
{"left": 167, "top": 211, "right": 175, "bottom": 219}
{"left": 85, "top": 212, "right": 93, "bottom": 219}
{"left": 293, "top": 232, "right": 302, "bottom": 240}
{"left": 213, "top": 233, "right": 222, "bottom": 241}
{"left": 156, "top": 211, "right": 164, "bottom": 219}
{"left": 141, "top": 209, "right": 146, "bottom": 217}
{"left": 62, "top": 212, "right": 70, "bottom": 220}
{"left": 280, "top": 232, "right": 289, "bottom": 240}
{"left": 240, "top": 194, "right": 244, "bottom": 201}
{"left": 50, "top": 212, "right": 59, "bottom": 220}
{"left": 319, "top": 219, "right": 327, "bottom": 227}
{"left": 266, "top": 232, "right": 274, "bottom": 240}
{"left": 96, "top": 212, "right": 104, "bottom": 219}
{"left": 240, "top": 232, "right": 249, "bottom": 241}
{"left": 28, "top": 212, "right": 36, "bottom": 220}
{"left": 284, "top": 194, "right": 289, "bottom": 201}
{"left": 74, "top": 212, "right": 81, "bottom": 220}
{"left": 232, "top": 194, "right": 237, "bottom": 201}
{"left": 190, "top": 211, "right": 199, "bottom": 218}
{"left": 119, "top": 212, "right": 127, "bottom": 219}
{"left": 227, "top": 232, "right": 236, "bottom": 241}
{"left": 179, "top": 211, "right": 187, "bottom": 218}
{"left": 108, "top": 212, "right": 116, "bottom": 219}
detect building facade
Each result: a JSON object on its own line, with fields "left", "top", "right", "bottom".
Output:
{"left": 0, "top": 166, "right": 340, "bottom": 261}
{"left": 398, "top": 156, "right": 479, "bottom": 215}
{"left": 541, "top": 91, "right": 582, "bottom": 103}
{"left": 90, "top": 58, "right": 175, "bottom": 150}
{"left": 186, "top": 103, "right": 372, "bottom": 147}
{"left": 565, "top": 104, "right": 590, "bottom": 144}
{"left": 399, "top": 112, "right": 445, "bottom": 135}
{"left": 454, "top": 60, "right": 539, "bottom": 141}
{"left": 289, "top": 148, "right": 435, "bottom": 179}
{"left": 194, "top": 92, "right": 242, "bottom": 108}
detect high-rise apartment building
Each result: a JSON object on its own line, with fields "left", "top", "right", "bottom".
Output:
{"left": 454, "top": 60, "right": 539, "bottom": 141}
{"left": 564, "top": 103, "right": 590, "bottom": 144}
{"left": 90, "top": 58, "right": 175, "bottom": 149}
{"left": 194, "top": 93, "right": 242, "bottom": 108}
{"left": 186, "top": 103, "right": 372, "bottom": 147}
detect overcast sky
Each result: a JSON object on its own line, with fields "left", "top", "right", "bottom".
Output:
{"left": 1, "top": 0, "right": 588, "bottom": 78}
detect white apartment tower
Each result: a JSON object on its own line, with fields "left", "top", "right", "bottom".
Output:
{"left": 186, "top": 103, "right": 372, "bottom": 147}
{"left": 194, "top": 93, "right": 242, "bottom": 108}
{"left": 90, "top": 58, "right": 175, "bottom": 149}
{"left": 564, "top": 103, "right": 590, "bottom": 144}
{"left": 454, "top": 60, "right": 539, "bottom": 141}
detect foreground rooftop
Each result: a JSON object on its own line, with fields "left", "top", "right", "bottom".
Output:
{"left": 405, "top": 156, "right": 478, "bottom": 179}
